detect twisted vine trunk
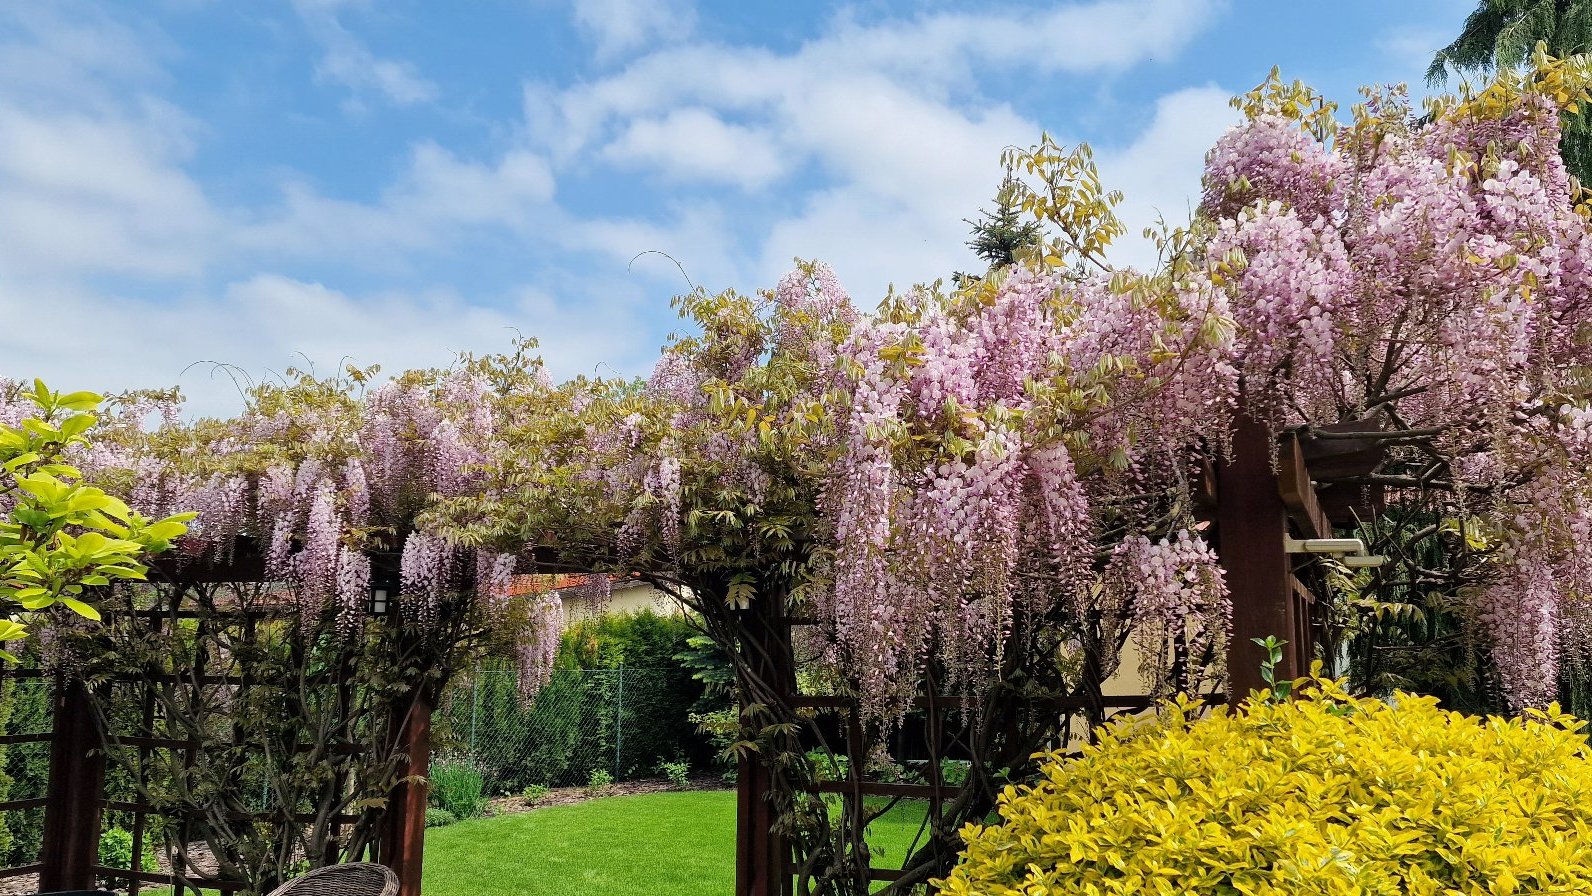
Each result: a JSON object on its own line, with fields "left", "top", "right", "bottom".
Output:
{"left": 669, "top": 569, "right": 1125, "bottom": 896}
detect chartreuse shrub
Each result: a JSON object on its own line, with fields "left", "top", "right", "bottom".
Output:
{"left": 940, "top": 676, "right": 1592, "bottom": 896}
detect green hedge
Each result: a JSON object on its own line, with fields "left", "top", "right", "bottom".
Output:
{"left": 438, "top": 610, "right": 717, "bottom": 792}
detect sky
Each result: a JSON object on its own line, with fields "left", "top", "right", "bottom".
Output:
{"left": 0, "top": 0, "right": 1479, "bottom": 416}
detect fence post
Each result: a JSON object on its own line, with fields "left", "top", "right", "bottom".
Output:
{"left": 614, "top": 664, "right": 624, "bottom": 778}
{"left": 469, "top": 665, "right": 480, "bottom": 759}
{"left": 38, "top": 675, "right": 105, "bottom": 892}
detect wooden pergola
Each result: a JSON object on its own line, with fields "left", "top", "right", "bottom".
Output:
{"left": 0, "top": 551, "right": 437, "bottom": 896}
{"left": 0, "top": 411, "right": 1384, "bottom": 896}
{"left": 734, "top": 412, "right": 1385, "bottom": 895}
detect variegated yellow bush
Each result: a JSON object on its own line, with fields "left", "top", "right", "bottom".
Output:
{"left": 940, "top": 677, "right": 1592, "bottom": 896}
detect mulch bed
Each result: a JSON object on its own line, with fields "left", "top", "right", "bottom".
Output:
{"left": 485, "top": 773, "right": 729, "bottom": 816}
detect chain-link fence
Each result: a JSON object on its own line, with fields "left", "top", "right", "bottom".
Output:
{"left": 434, "top": 666, "right": 709, "bottom": 797}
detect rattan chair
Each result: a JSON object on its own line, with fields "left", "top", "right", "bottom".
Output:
{"left": 263, "top": 862, "right": 399, "bottom": 896}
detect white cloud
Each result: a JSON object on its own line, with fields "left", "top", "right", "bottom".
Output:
{"left": 747, "top": 83, "right": 1235, "bottom": 303}
{"left": 569, "top": 0, "right": 696, "bottom": 62}
{"left": 292, "top": 0, "right": 438, "bottom": 106}
{"left": 241, "top": 142, "right": 557, "bottom": 261}
{"left": 0, "top": 273, "right": 656, "bottom": 418}
{"left": 0, "top": 5, "right": 215, "bottom": 279}
{"left": 0, "top": 101, "right": 217, "bottom": 278}
{"left": 521, "top": 0, "right": 1227, "bottom": 300}
{"left": 532, "top": 0, "right": 1223, "bottom": 157}
{"left": 602, "top": 107, "right": 787, "bottom": 188}
{"left": 812, "top": 0, "right": 1225, "bottom": 82}
{"left": 1097, "top": 86, "right": 1239, "bottom": 270}
{"left": 753, "top": 77, "right": 1038, "bottom": 301}
{"left": 567, "top": 200, "right": 744, "bottom": 291}
{"left": 0, "top": 3, "right": 171, "bottom": 110}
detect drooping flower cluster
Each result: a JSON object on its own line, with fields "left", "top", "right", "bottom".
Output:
{"left": 1105, "top": 530, "right": 1231, "bottom": 695}
{"left": 1201, "top": 62, "right": 1592, "bottom": 708}
{"left": 1203, "top": 113, "right": 1345, "bottom": 223}
{"left": 517, "top": 591, "right": 564, "bottom": 700}
{"left": 818, "top": 266, "right": 1235, "bottom": 718}
{"left": 76, "top": 363, "right": 566, "bottom": 699}
{"left": 1206, "top": 201, "right": 1348, "bottom": 425}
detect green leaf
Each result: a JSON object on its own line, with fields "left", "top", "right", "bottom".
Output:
{"left": 56, "top": 392, "right": 102, "bottom": 412}
{"left": 59, "top": 597, "right": 101, "bottom": 622}
{"left": 66, "top": 491, "right": 118, "bottom": 514}
{"left": 57, "top": 413, "right": 95, "bottom": 439}
{"left": 2, "top": 452, "right": 41, "bottom": 472}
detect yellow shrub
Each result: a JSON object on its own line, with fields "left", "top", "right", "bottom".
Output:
{"left": 940, "top": 677, "right": 1592, "bottom": 896}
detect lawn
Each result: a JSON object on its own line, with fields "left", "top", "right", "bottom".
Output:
{"left": 422, "top": 789, "right": 931, "bottom": 896}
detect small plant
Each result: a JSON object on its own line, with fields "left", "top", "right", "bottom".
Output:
{"left": 521, "top": 783, "right": 550, "bottom": 804}
{"left": 429, "top": 757, "right": 487, "bottom": 820}
{"left": 1252, "top": 635, "right": 1292, "bottom": 702}
{"left": 424, "top": 807, "right": 458, "bottom": 828}
{"left": 939, "top": 759, "right": 971, "bottom": 788}
{"left": 97, "top": 826, "right": 158, "bottom": 886}
{"left": 98, "top": 826, "right": 136, "bottom": 870}
{"left": 658, "top": 759, "right": 690, "bottom": 789}
{"left": 805, "top": 749, "right": 850, "bottom": 783}
{"left": 587, "top": 768, "right": 615, "bottom": 791}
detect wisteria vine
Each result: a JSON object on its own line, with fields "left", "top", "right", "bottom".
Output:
{"left": 42, "top": 360, "right": 566, "bottom": 696}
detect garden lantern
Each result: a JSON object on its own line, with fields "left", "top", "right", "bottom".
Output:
{"left": 369, "top": 587, "right": 390, "bottom": 617}
{"left": 369, "top": 551, "right": 401, "bottom": 617}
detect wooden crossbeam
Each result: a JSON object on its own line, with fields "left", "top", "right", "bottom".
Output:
{"left": 1278, "top": 433, "right": 1333, "bottom": 541}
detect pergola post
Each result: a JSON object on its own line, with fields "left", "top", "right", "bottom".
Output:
{"left": 1217, "top": 407, "right": 1302, "bottom": 702}
{"left": 736, "top": 595, "right": 793, "bottom": 896}
{"left": 380, "top": 685, "right": 432, "bottom": 896}
{"left": 38, "top": 676, "right": 105, "bottom": 892}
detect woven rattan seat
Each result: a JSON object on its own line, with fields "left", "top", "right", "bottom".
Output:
{"left": 263, "top": 863, "right": 399, "bottom": 896}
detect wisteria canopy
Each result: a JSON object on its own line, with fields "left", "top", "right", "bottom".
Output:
{"left": 9, "top": 55, "right": 1590, "bottom": 718}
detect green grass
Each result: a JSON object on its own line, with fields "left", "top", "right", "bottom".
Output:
{"left": 422, "top": 789, "right": 931, "bottom": 896}
{"left": 140, "top": 789, "right": 934, "bottom": 896}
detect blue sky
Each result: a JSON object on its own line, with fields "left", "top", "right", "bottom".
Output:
{"left": 0, "top": 0, "right": 1475, "bottom": 415}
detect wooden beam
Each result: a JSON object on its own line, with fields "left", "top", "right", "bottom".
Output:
{"left": 0, "top": 864, "right": 43, "bottom": 881}
{"left": 1290, "top": 575, "right": 1318, "bottom": 606}
{"left": 1277, "top": 433, "right": 1333, "bottom": 541}
{"left": 1297, "top": 418, "right": 1388, "bottom": 481}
